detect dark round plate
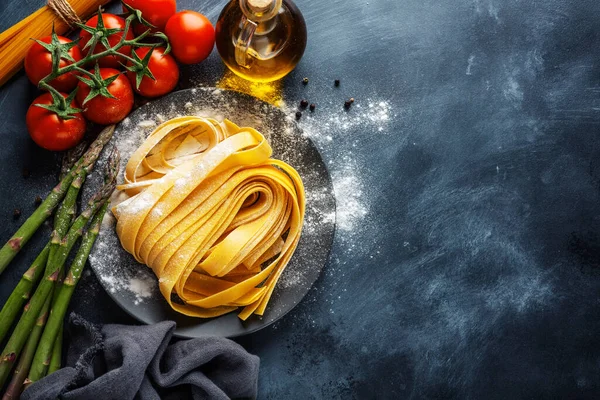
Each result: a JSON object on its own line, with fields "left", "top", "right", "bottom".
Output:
{"left": 84, "top": 88, "right": 336, "bottom": 338}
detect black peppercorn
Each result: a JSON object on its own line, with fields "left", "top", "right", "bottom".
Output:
{"left": 302, "top": 77, "right": 309, "bottom": 84}
{"left": 295, "top": 111, "right": 302, "bottom": 120}
{"left": 22, "top": 168, "right": 30, "bottom": 179}
{"left": 300, "top": 99, "right": 309, "bottom": 108}
{"left": 344, "top": 100, "right": 352, "bottom": 109}
{"left": 13, "top": 209, "right": 21, "bottom": 219}
{"left": 34, "top": 196, "right": 42, "bottom": 206}
{"left": 309, "top": 103, "right": 316, "bottom": 111}
{"left": 334, "top": 79, "right": 340, "bottom": 87}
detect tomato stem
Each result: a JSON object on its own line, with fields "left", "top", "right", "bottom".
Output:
{"left": 39, "top": 83, "right": 67, "bottom": 110}
{"left": 72, "top": 66, "right": 95, "bottom": 80}
{"left": 38, "top": 9, "right": 170, "bottom": 119}
{"left": 72, "top": 66, "right": 104, "bottom": 89}
{"left": 37, "top": 9, "right": 170, "bottom": 115}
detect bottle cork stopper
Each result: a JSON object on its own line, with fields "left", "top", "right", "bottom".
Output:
{"left": 241, "top": 0, "right": 281, "bottom": 21}
{"left": 248, "top": 0, "right": 272, "bottom": 11}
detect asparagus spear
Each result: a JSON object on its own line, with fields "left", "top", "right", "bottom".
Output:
{"left": 0, "top": 125, "right": 114, "bottom": 276}
{"left": 0, "top": 143, "right": 89, "bottom": 344}
{"left": 0, "top": 246, "right": 49, "bottom": 345}
{"left": 59, "top": 141, "right": 87, "bottom": 182}
{"left": 48, "top": 326, "right": 62, "bottom": 374}
{"left": 28, "top": 200, "right": 112, "bottom": 383}
{"left": 0, "top": 166, "right": 85, "bottom": 345}
{"left": 55, "top": 143, "right": 89, "bottom": 236}
{"left": 2, "top": 295, "right": 52, "bottom": 400}
{"left": 0, "top": 148, "right": 118, "bottom": 387}
{"left": 28, "top": 149, "right": 119, "bottom": 382}
{"left": 46, "top": 170, "right": 85, "bottom": 305}
{"left": 33, "top": 144, "right": 87, "bottom": 378}
{"left": 47, "top": 170, "right": 86, "bottom": 265}
{"left": 51, "top": 141, "right": 89, "bottom": 260}
{"left": 1, "top": 166, "right": 82, "bottom": 387}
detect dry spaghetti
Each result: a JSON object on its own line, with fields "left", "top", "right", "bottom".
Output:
{"left": 113, "top": 116, "right": 305, "bottom": 320}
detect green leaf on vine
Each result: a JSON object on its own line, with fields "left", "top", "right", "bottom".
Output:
{"left": 152, "top": 32, "right": 171, "bottom": 55}
{"left": 37, "top": 6, "right": 170, "bottom": 99}
{"left": 58, "top": 38, "right": 80, "bottom": 62}
{"left": 81, "top": 8, "right": 125, "bottom": 52}
{"left": 95, "top": 8, "right": 106, "bottom": 30}
{"left": 78, "top": 64, "right": 120, "bottom": 106}
{"left": 134, "top": 28, "right": 152, "bottom": 42}
{"left": 125, "top": 47, "right": 156, "bottom": 90}
{"left": 99, "top": 35, "right": 112, "bottom": 51}
{"left": 33, "top": 39, "right": 54, "bottom": 53}
{"left": 65, "top": 87, "right": 79, "bottom": 105}
{"left": 33, "top": 26, "right": 80, "bottom": 64}
{"left": 122, "top": 2, "right": 155, "bottom": 28}
{"left": 76, "top": 75, "right": 95, "bottom": 87}
{"left": 35, "top": 88, "right": 81, "bottom": 120}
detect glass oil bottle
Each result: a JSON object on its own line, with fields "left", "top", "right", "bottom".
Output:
{"left": 215, "top": 0, "right": 307, "bottom": 83}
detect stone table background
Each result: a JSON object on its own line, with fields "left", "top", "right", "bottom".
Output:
{"left": 1, "top": 0, "right": 600, "bottom": 398}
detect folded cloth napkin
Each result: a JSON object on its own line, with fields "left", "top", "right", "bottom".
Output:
{"left": 22, "top": 313, "right": 260, "bottom": 400}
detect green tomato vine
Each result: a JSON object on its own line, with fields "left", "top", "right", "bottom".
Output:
{"left": 36, "top": 6, "right": 170, "bottom": 118}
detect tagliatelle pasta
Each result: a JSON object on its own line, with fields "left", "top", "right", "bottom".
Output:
{"left": 112, "top": 116, "right": 305, "bottom": 320}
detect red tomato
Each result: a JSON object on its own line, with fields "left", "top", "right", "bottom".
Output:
{"left": 26, "top": 93, "right": 86, "bottom": 151}
{"left": 76, "top": 68, "right": 134, "bottom": 125}
{"left": 122, "top": 0, "right": 177, "bottom": 34}
{"left": 127, "top": 47, "right": 179, "bottom": 98}
{"left": 24, "top": 36, "right": 82, "bottom": 92}
{"left": 165, "top": 11, "right": 215, "bottom": 65}
{"left": 78, "top": 14, "right": 134, "bottom": 68}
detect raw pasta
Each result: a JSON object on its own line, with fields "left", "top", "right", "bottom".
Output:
{"left": 113, "top": 116, "right": 305, "bottom": 320}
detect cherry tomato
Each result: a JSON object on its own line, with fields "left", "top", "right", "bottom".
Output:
{"left": 76, "top": 68, "right": 134, "bottom": 125}
{"left": 127, "top": 47, "right": 179, "bottom": 98}
{"left": 122, "top": 0, "right": 177, "bottom": 34}
{"left": 24, "top": 36, "right": 82, "bottom": 92}
{"left": 79, "top": 14, "right": 134, "bottom": 68}
{"left": 165, "top": 11, "right": 215, "bottom": 65}
{"left": 26, "top": 93, "right": 86, "bottom": 151}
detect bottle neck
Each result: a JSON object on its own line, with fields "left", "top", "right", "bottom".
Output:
{"left": 240, "top": 0, "right": 283, "bottom": 22}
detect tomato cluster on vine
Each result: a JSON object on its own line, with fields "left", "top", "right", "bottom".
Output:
{"left": 24, "top": 1, "right": 215, "bottom": 151}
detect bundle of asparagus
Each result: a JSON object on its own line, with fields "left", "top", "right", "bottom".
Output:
{"left": 0, "top": 126, "right": 119, "bottom": 398}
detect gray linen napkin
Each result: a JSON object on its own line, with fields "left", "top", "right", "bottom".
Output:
{"left": 22, "top": 313, "right": 260, "bottom": 400}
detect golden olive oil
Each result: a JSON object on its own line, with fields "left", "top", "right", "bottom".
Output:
{"left": 215, "top": 0, "right": 307, "bottom": 83}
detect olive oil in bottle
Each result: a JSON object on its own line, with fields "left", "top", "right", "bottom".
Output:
{"left": 215, "top": 0, "right": 307, "bottom": 83}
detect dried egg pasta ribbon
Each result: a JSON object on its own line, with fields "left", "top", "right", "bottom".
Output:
{"left": 113, "top": 117, "right": 305, "bottom": 320}
{"left": 117, "top": 117, "right": 234, "bottom": 195}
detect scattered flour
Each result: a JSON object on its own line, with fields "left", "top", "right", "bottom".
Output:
{"left": 295, "top": 97, "right": 394, "bottom": 236}
{"left": 300, "top": 99, "right": 393, "bottom": 137}
{"left": 331, "top": 173, "right": 368, "bottom": 232}
{"left": 137, "top": 120, "right": 156, "bottom": 128}
{"left": 128, "top": 277, "right": 154, "bottom": 304}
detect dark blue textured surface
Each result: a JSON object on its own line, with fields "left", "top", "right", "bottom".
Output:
{"left": 1, "top": 0, "right": 600, "bottom": 398}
